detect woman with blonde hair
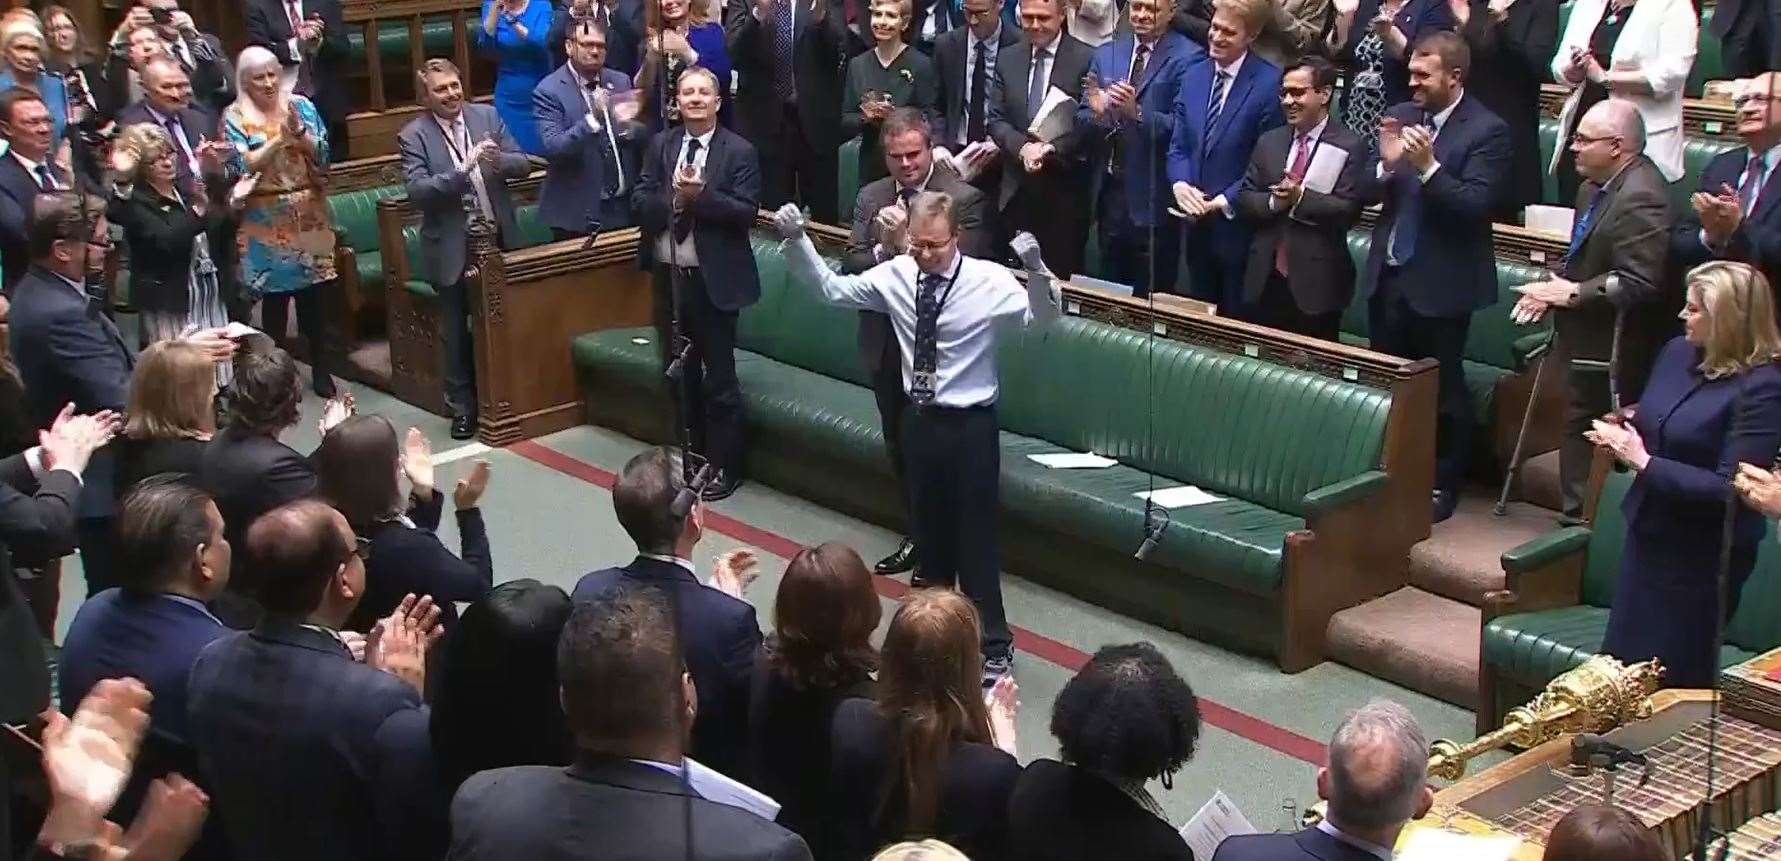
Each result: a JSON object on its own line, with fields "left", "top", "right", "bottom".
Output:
{"left": 222, "top": 45, "right": 339, "bottom": 397}
{"left": 636, "top": 0, "right": 730, "bottom": 130}
{"left": 830, "top": 588, "right": 1022, "bottom": 860}
{"left": 840, "top": 0, "right": 937, "bottom": 186}
{"left": 1586, "top": 260, "right": 1781, "bottom": 688}
{"left": 113, "top": 339, "right": 218, "bottom": 500}
{"left": 0, "top": 20, "right": 71, "bottom": 143}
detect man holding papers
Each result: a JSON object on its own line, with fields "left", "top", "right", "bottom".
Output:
{"left": 1235, "top": 55, "right": 1366, "bottom": 340}
{"left": 986, "top": 0, "right": 1093, "bottom": 278}
{"left": 772, "top": 195, "right": 1058, "bottom": 686}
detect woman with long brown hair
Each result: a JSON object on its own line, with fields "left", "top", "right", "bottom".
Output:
{"left": 113, "top": 340, "right": 217, "bottom": 499}
{"left": 830, "top": 588, "right": 1021, "bottom": 860}
{"left": 635, "top": 0, "right": 730, "bottom": 130}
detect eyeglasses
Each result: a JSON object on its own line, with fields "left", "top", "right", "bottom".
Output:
{"left": 1571, "top": 132, "right": 1621, "bottom": 147}
{"left": 908, "top": 237, "right": 956, "bottom": 253}
{"left": 350, "top": 536, "right": 372, "bottom": 561}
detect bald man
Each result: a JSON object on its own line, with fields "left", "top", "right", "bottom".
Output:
{"left": 1673, "top": 72, "right": 1781, "bottom": 291}
{"left": 116, "top": 57, "right": 219, "bottom": 184}
{"left": 1511, "top": 98, "right": 1671, "bottom": 520}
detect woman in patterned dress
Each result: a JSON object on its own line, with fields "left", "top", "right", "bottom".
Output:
{"left": 1327, "top": 0, "right": 1453, "bottom": 149}
{"left": 222, "top": 46, "right": 339, "bottom": 397}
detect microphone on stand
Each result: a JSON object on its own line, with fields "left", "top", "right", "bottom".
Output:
{"left": 1134, "top": 502, "right": 1170, "bottom": 561}
{"left": 670, "top": 462, "right": 717, "bottom": 517}
{"left": 582, "top": 217, "right": 602, "bottom": 251}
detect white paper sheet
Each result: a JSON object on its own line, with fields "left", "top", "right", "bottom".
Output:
{"left": 1028, "top": 86, "right": 1077, "bottom": 142}
{"left": 1300, "top": 145, "right": 1350, "bottom": 195}
{"left": 1136, "top": 486, "right": 1224, "bottom": 508}
{"left": 1179, "top": 790, "right": 1258, "bottom": 860}
{"left": 1524, "top": 204, "right": 1575, "bottom": 238}
{"left": 684, "top": 757, "right": 781, "bottom": 821}
{"left": 1396, "top": 827, "right": 1520, "bottom": 861}
{"left": 1028, "top": 452, "right": 1118, "bottom": 469}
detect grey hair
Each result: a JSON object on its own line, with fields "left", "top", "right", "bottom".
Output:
{"left": 234, "top": 45, "right": 280, "bottom": 89}
{"left": 1326, "top": 699, "right": 1427, "bottom": 831}
{"left": 907, "top": 191, "right": 957, "bottom": 235}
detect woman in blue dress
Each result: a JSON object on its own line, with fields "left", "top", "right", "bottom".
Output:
{"left": 0, "top": 22, "right": 71, "bottom": 146}
{"left": 478, "top": 0, "right": 555, "bottom": 154}
{"left": 636, "top": 0, "right": 732, "bottom": 131}
{"left": 1589, "top": 261, "right": 1781, "bottom": 689}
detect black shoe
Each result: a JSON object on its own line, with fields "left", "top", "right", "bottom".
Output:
{"left": 701, "top": 472, "right": 742, "bottom": 502}
{"left": 909, "top": 573, "right": 948, "bottom": 590}
{"left": 875, "top": 539, "right": 918, "bottom": 575}
{"left": 450, "top": 415, "right": 477, "bottom": 440}
{"left": 1432, "top": 489, "right": 1460, "bottom": 524}
{"left": 982, "top": 653, "right": 1013, "bottom": 688}
{"left": 312, "top": 372, "right": 337, "bottom": 399}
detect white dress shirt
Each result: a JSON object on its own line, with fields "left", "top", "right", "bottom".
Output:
{"left": 280, "top": 0, "right": 306, "bottom": 95}
{"left": 13, "top": 151, "right": 63, "bottom": 190}
{"left": 434, "top": 112, "right": 495, "bottom": 222}
{"left": 656, "top": 127, "right": 716, "bottom": 267}
{"left": 1270, "top": 115, "right": 1329, "bottom": 214}
{"left": 958, "top": 22, "right": 1006, "bottom": 145}
{"left": 1028, "top": 34, "right": 1061, "bottom": 102}
{"left": 784, "top": 236, "right": 1059, "bottom": 407}
{"left": 1315, "top": 821, "right": 1393, "bottom": 861}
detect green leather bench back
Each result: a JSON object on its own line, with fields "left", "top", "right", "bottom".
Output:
{"left": 1555, "top": 2, "right": 1720, "bottom": 98}
{"left": 345, "top": 17, "right": 459, "bottom": 66}
{"left": 1579, "top": 467, "right": 1635, "bottom": 608}
{"left": 738, "top": 235, "right": 875, "bottom": 388}
{"left": 1681, "top": 134, "right": 1743, "bottom": 210}
{"left": 1729, "top": 536, "right": 1781, "bottom": 654}
{"left": 328, "top": 185, "right": 409, "bottom": 253}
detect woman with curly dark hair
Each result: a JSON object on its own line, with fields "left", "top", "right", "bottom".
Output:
{"left": 743, "top": 542, "right": 881, "bottom": 858}
{"left": 1008, "top": 642, "right": 1201, "bottom": 860}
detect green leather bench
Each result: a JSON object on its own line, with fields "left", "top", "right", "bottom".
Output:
{"left": 344, "top": 16, "right": 460, "bottom": 66}
{"left": 573, "top": 231, "right": 1416, "bottom": 670}
{"left": 1476, "top": 465, "right": 1781, "bottom": 731}
{"left": 328, "top": 183, "right": 410, "bottom": 321}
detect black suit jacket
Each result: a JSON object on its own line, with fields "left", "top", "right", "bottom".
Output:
{"left": 243, "top": 0, "right": 350, "bottom": 125}
{"left": 632, "top": 126, "right": 763, "bottom": 312}
{"left": 725, "top": 0, "right": 854, "bottom": 151}
{"left": 934, "top": 22, "right": 1025, "bottom": 147}
{"left": 187, "top": 621, "right": 427, "bottom": 861}
{"left": 344, "top": 489, "right": 493, "bottom": 632}
{"left": 0, "top": 155, "right": 70, "bottom": 293}
{"left": 1670, "top": 147, "right": 1781, "bottom": 289}
{"left": 107, "top": 182, "right": 234, "bottom": 315}
{"left": 986, "top": 32, "right": 1095, "bottom": 208}
{"left": 1458, "top": 0, "right": 1558, "bottom": 217}
{"left": 7, "top": 266, "right": 132, "bottom": 428}
{"left": 448, "top": 755, "right": 812, "bottom": 859}
{"left": 198, "top": 427, "right": 316, "bottom": 592}
{"left": 1008, "top": 759, "right": 1193, "bottom": 861}
{"left": 571, "top": 555, "right": 762, "bottom": 777}
{"left": 1555, "top": 155, "right": 1672, "bottom": 384}
{"left": 1209, "top": 827, "right": 1383, "bottom": 861}
{"left": 0, "top": 452, "right": 78, "bottom": 723}
{"left": 115, "top": 103, "right": 221, "bottom": 182}
{"left": 1236, "top": 121, "right": 1368, "bottom": 316}
{"left": 1360, "top": 95, "right": 1513, "bottom": 319}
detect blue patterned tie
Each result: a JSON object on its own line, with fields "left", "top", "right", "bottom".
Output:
{"left": 911, "top": 272, "right": 944, "bottom": 405}
{"left": 1205, "top": 69, "right": 1230, "bottom": 137}
{"left": 772, "top": 0, "right": 796, "bottom": 103}
{"left": 1566, "top": 187, "right": 1606, "bottom": 268}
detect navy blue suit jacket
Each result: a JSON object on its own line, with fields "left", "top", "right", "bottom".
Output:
{"left": 1080, "top": 31, "right": 1204, "bottom": 227}
{"left": 1359, "top": 95, "right": 1513, "bottom": 318}
{"left": 0, "top": 154, "right": 67, "bottom": 292}
{"left": 1625, "top": 336, "right": 1781, "bottom": 548}
{"left": 572, "top": 555, "right": 762, "bottom": 776}
{"left": 632, "top": 125, "right": 763, "bottom": 312}
{"left": 1210, "top": 827, "right": 1384, "bottom": 861}
{"left": 1670, "top": 147, "right": 1781, "bottom": 283}
{"left": 1166, "top": 52, "right": 1284, "bottom": 254}
{"left": 60, "top": 589, "right": 227, "bottom": 745}
{"left": 7, "top": 266, "right": 132, "bottom": 428}
{"left": 533, "top": 63, "right": 643, "bottom": 233}
{"left": 187, "top": 620, "right": 427, "bottom": 861}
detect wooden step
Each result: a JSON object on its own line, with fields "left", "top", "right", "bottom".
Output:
{"left": 1513, "top": 450, "right": 1564, "bottom": 514}
{"left": 1409, "top": 491, "right": 1557, "bottom": 606}
{"left": 1326, "top": 587, "right": 1481, "bottom": 709}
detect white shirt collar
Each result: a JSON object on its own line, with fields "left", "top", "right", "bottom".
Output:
{"left": 45, "top": 268, "right": 84, "bottom": 296}
{"left": 1214, "top": 50, "right": 1246, "bottom": 80}
{"left": 1296, "top": 115, "right": 1329, "bottom": 143}
{"left": 974, "top": 20, "right": 1003, "bottom": 48}
{"left": 1035, "top": 32, "right": 1061, "bottom": 56}
{"left": 901, "top": 162, "right": 936, "bottom": 193}
{"left": 12, "top": 150, "right": 49, "bottom": 177}
{"left": 1316, "top": 821, "right": 1394, "bottom": 861}
{"left": 145, "top": 104, "right": 177, "bottom": 124}
{"left": 1428, "top": 90, "right": 1463, "bottom": 132}
{"left": 684, "top": 126, "right": 716, "bottom": 149}
{"left": 640, "top": 553, "right": 697, "bottom": 574}
{"left": 569, "top": 63, "right": 603, "bottom": 90}
{"left": 1751, "top": 141, "right": 1781, "bottom": 173}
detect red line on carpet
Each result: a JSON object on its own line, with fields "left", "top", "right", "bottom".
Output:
{"left": 509, "top": 438, "right": 1330, "bottom": 767}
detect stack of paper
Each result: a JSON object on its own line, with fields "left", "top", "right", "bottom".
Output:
{"left": 1136, "top": 486, "right": 1224, "bottom": 508}
{"left": 1179, "top": 790, "right": 1258, "bottom": 859}
{"left": 1028, "top": 452, "right": 1118, "bottom": 469}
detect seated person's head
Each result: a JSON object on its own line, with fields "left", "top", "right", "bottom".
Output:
{"left": 123, "top": 339, "right": 216, "bottom": 443}
{"left": 28, "top": 191, "right": 110, "bottom": 278}
{"left": 227, "top": 335, "right": 302, "bottom": 436}
{"left": 870, "top": 840, "right": 970, "bottom": 861}
{"left": 880, "top": 108, "right": 932, "bottom": 189}
{"left": 1542, "top": 804, "right": 1669, "bottom": 861}
{"left": 248, "top": 499, "right": 366, "bottom": 625}
{"left": 1316, "top": 700, "right": 1433, "bottom": 845}
{"left": 767, "top": 542, "right": 880, "bottom": 690}
{"left": 116, "top": 474, "right": 229, "bottom": 600}
{"left": 557, "top": 586, "right": 692, "bottom": 760}
{"left": 315, "top": 414, "right": 405, "bottom": 530}
{"left": 1050, "top": 642, "right": 1201, "bottom": 788}
{"left": 612, "top": 446, "right": 700, "bottom": 557}
{"left": 876, "top": 588, "right": 992, "bottom": 830}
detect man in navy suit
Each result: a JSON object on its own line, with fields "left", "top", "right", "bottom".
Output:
{"left": 933, "top": 0, "right": 1024, "bottom": 213}
{"left": 535, "top": 18, "right": 645, "bottom": 241}
{"left": 1672, "top": 71, "right": 1781, "bottom": 293}
{"left": 571, "top": 446, "right": 762, "bottom": 779}
{"left": 1080, "top": 0, "right": 1200, "bottom": 296}
{"left": 1359, "top": 31, "right": 1511, "bottom": 522}
{"left": 0, "top": 90, "right": 75, "bottom": 292}
{"left": 1166, "top": 0, "right": 1284, "bottom": 312}
{"left": 1212, "top": 700, "right": 1433, "bottom": 861}
{"left": 243, "top": 0, "right": 352, "bottom": 161}
{"left": 115, "top": 58, "right": 219, "bottom": 187}
{"left": 188, "top": 499, "right": 437, "bottom": 861}
{"left": 632, "top": 67, "right": 762, "bottom": 499}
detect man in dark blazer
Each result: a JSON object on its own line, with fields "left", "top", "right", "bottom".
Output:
{"left": 116, "top": 58, "right": 218, "bottom": 186}
{"left": 842, "top": 109, "right": 990, "bottom": 576}
{"left": 632, "top": 68, "right": 762, "bottom": 498}
{"left": 1212, "top": 701, "right": 1432, "bottom": 861}
{"left": 535, "top": 19, "right": 645, "bottom": 240}
{"left": 1456, "top": 0, "right": 1558, "bottom": 221}
{"left": 987, "top": 0, "right": 1094, "bottom": 278}
{"left": 0, "top": 90, "right": 76, "bottom": 293}
{"left": 244, "top": 0, "right": 352, "bottom": 161}
{"left": 933, "top": 0, "right": 1023, "bottom": 207}
{"left": 910, "top": 0, "right": 967, "bottom": 54}
{"left": 1166, "top": 0, "right": 1285, "bottom": 314}
{"left": 400, "top": 58, "right": 532, "bottom": 440}
{"left": 1235, "top": 55, "right": 1366, "bottom": 339}
{"left": 1672, "top": 72, "right": 1781, "bottom": 292}
{"left": 1511, "top": 100, "right": 1670, "bottom": 520}
{"left": 1711, "top": 0, "right": 1781, "bottom": 79}
{"left": 549, "top": 0, "right": 646, "bottom": 75}
{"left": 1080, "top": 0, "right": 1201, "bottom": 296}
{"left": 188, "top": 499, "right": 434, "bottom": 861}
{"left": 449, "top": 587, "right": 811, "bottom": 860}
{"left": 725, "top": 0, "right": 852, "bottom": 224}
{"left": 1359, "top": 31, "right": 1511, "bottom": 522}
{"left": 571, "top": 446, "right": 762, "bottom": 780}
{"left": 143, "top": 0, "right": 235, "bottom": 113}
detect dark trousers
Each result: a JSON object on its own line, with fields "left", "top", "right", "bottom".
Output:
{"left": 325, "top": 115, "right": 351, "bottom": 164}
{"left": 260, "top": 283, "right": 329, "bottom": 380}
{"left": 436, "top": 278, "right": 478, "bottom": 419}
{"left": 870, "top": 334, "right": 911, "bottom": 499}
{"left": 1253, "top": 271, "right": 1342, "bottom": 341}
{"left": 1183, "top": 230, "right": 1249, "bottom": 317}
{"left": 652, "top": 266, "right": 744, "bottom": 475}
{"left": 1369, "top": 279, "right": 1473, "bottom": 491}
{"left": 760, "top": 103, "right": 839, "bottom": 225}
{"left": 901, "top": 404, "right": 1012, "bottom": 660}
{"left": 1006, "top": 173, "right": 1088, "bottom": 280}
{"left": 76, "top": 516, "right": 116, "bottom": 596}
{"left": 1097, "top": 176, "right": 1180, "bottom": 297}
{"left": 1720, "top": 0, "right": 1781, "bottom": 78}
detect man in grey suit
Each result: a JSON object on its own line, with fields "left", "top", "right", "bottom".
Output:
{"left": 534, "top": 18, "right": 644, "bottom": 239}
{"left": 398, "top": 58, "right": 532, "bottom": 440}
{"left": 1511, "top": 99, "right": 1672, "bottom": 520}
{"left": 448, "top": 588, "right": 812, "bottom": 860}
{"left": 843, "top": 109, "right": 991, "bottom": 577}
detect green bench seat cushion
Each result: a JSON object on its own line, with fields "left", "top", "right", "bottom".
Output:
{"left": 346, "top": 17, "right": 459, "bottom": 65}
{"left": 356, "top": 249, "right": 384, "bottom": 292}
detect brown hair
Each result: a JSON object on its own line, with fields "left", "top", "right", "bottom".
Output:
{"left": 415, "top": 57, "right": 461, "bottom": 92}
{"left": 766, "top": 542, "right": 881, "bottom": 690}
{"left": 1543, "top": 805, "right": 1670, "bottom": 861}
{"left": 226, "top": 334, "right": 303, "bottom": 435}
{"left": 40, "top": 6, "right": 90, "bottom": 66}
{"left": 874, "top": 588, "right": 992, "bottom": 835}
{"left": 315, "top": 414, "right": 405, "bottom": 530}
{"left": 112, "top": 121, "right": 176, "bottom": 188}
{"left": 123, "top": 340, "right": 216, "bottom": 441}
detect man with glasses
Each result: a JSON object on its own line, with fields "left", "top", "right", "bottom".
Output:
{"left": 1673, "top": 72, "right": 1781, "bottom": 289}
{"left": 1510, "top": 98, "right": 1670, "bottom": 522}
{"left": 0, "top": 90, "right": 75, "bottom": 292}
{"left": 773, "top": 196, "right": 1057, "bottom": 686}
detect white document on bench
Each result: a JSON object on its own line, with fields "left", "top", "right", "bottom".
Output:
{"left": 1029, "top": 452, "right": 1117, "bottom": 469}
{"left": 1137, "top": 486, "right": 1223, "bottom": 508}
{"left": 1179, "top": 790, "right": 1257, "bottom": 859}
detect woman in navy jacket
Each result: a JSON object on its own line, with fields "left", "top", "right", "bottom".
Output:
{"left": 1589, "top": 261, "right": 1781, "bottom": 689}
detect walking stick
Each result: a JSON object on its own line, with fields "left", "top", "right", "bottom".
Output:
{"left": 1494, "top": 327, "right": 1552, "bottom": 516}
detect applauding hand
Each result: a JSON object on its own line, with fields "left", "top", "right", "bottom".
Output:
{"left": 710, "top": 548, "right": 759, "bottom": 598}
{"left": 368, "top": 594, "right": 446, "bottom": 694}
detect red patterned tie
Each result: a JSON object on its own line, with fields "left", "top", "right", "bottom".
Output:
{"left": 1274, "top": 134, "right": 1312, "bottom": 275}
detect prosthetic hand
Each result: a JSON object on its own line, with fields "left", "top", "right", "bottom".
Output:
{"left": 771, "top": 203, "right": 808, "bottom": 241}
